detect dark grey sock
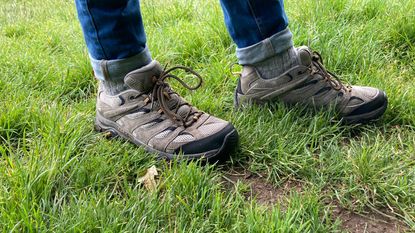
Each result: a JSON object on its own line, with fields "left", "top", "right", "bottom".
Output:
{"left": 98, "top": 58, "right": 146, "bottom": 96}
{"left": 253, "top": 46, "right": 299, "bottom": 79}
{"left": 98, "top": 59, "right": 148, "bottom": 95}
{"left": 91, "top": 48, "right": 152, "bottom": 96}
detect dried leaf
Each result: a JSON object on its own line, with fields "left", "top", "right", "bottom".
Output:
{"left": 137, "top": 165, "right": 159, "bottom": 192}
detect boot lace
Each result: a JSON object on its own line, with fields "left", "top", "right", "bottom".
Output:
{"left": 147, "top": 66, "right": 204, "bottom": 127}
{"left": 310, "top": 51, "right": 351, "bottom": 92}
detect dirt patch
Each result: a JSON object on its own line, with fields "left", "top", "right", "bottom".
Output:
{"left": 222, "top": 169, "right": 409, "bottom": 233}
{"left": 330, "top": 203, "right": 409, "bottom": 233}
{"left": 222, "top": 169, "right": 303, "bottom": 207}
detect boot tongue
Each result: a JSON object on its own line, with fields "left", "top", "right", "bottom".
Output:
{"left": 125, "top": 61, "right": 200, "bottom": 123}
{"left": 173, "top": 94, "right": 195, "bottom": 120}
{"left": 296, "top": 46, "right": 313, "bottom": 67}
{"left": 124, "top": 60, "right": 163, "bottom": 93}
{"left": 160, "top": 92, "right": 196, "bottom": 122}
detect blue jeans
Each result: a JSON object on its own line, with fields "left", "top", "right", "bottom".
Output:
{"left": 75, "top": 0, "right": 293, "bottom": 80}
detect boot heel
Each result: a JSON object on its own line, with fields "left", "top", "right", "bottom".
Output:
{"left": 94, "top": 119, "right": 118, "bottom": 139}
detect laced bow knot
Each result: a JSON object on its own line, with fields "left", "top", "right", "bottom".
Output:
{"left": 149, "top": 66, "right": 204, "bottom": 127}
{"left": 310, "top": 51, "right": 351, "bottom": 92}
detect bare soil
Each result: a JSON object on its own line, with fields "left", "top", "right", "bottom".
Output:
{"left": 330, "top": 204, "right": 408, "bottom": 233}
{"left": 222, "top": 169, "right": 409, "bottom": 233}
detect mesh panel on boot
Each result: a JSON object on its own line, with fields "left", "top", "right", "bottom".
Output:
{"left": 173, "top": 134, "right": 195, "bottom": 143}
{"left": 154, "top": 129, "right": 173, "bottom": 139}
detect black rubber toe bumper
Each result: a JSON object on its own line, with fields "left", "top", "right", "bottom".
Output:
{"left": 343, "top": 90, "right": 388, "bottom": 124}
{"left": 176, "top": 124, "right": 239, "bottom": 162}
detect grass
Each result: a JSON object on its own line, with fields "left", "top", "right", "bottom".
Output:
{"left": 1, "top": 0, "right": 414, "bottom": 231}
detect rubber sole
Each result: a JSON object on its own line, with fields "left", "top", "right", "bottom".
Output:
{"left": 94, "top": 115, "right": 239, "bottom": 163}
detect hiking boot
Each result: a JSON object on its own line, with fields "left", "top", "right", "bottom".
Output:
{"left": 95, "top": 61, "right": 239, "bottom": 161}
{"left": 234, "top": 46, "right": 388, "bottom": 124}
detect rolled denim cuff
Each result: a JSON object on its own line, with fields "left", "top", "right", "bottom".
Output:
{"left": 236, "top": 28, "right": 293, "bottom": 65}
{"left": 90, "top": 47, "right": 152, "bottom": 81}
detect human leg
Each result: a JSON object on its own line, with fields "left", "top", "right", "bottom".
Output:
{"left": 220, "top": 0, "right": 388, "bottom": 123}
{"left": 220, "top": 0, "right": 297, "bottom": 76}
{"left": 75, "top": 0, "right": 238, "bottom": 160}
{"left": 75, "top": 0, "right": 152, "bottom": 95}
